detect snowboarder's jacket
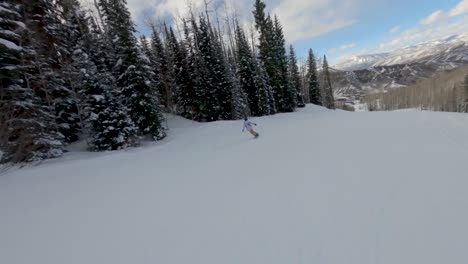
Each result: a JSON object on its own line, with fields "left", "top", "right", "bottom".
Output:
{"left": 243, "top": 120, "right": 256, "bottom": 132}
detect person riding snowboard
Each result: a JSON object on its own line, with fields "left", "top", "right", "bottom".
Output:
{"left": 242, "top": 117, "right": 259, "bottom": 138}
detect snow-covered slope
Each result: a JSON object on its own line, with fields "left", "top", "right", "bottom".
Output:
{"left": 2, "top": 106, "right": 468, "bottom": 264}
{"left": 336, "top": 34, "right": 468, "bottom": 71}
{"left": 334, "top": 53, "right": 390, "bottom": 71}
{"left": 332, "top": 34, "right": 468, "bottom": 98}
{"left": 331, "top": 63, "right": 437, "bottom": 97}
{"left": 375, "top": 34, "right": 468, "bottom": 68}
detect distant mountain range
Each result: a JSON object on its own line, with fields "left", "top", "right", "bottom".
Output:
{"left": 331, "top": 34, "right": 468, "bottom": 98}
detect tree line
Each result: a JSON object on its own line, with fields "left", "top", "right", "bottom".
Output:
{"left": 363, "top": 67, "right": 468, "bottom": 113}
{"left": 0, "top": 0, "right": 335, "bottom": 163}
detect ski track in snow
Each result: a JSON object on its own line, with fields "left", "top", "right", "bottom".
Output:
{"left": 2, "top": 105, "right": 468, "bottom": 264}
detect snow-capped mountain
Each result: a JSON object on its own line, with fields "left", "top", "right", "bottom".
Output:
{"left": 332, "top": 34, "right": 468, "bottom": 98}
{"left": 331, "top": 63, "right": 438, "bottom": 98}
{"left": 373, "top": 34, "right": 468, "bottom": 68}
{"left": 336, "top": 34, "right": 468, "bottom": 71}
{"left": 334, "top": 53, "right": 390, "bottom": 71}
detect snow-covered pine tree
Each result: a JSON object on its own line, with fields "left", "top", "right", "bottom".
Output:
{"left": 226, "top": 47, "right": 249, "bottom": 119}
{"left": 78, "top": 19, "right": 137, "bottom": 150}
{"left": 139, "top": 35, "right": 158, "bottom": 83}
{"left": 0, "top": 1, "right": 63, "bottom": 163}
{"left": 253, "top": 1, "right": 296, "bottom": 112}
{"left": 191, "top": 17, "right": 216, "bottom": 121}
{"left": 177, "top": 19, "right": 198, "bottom": 120}
{"left": 149, "top": 28, "right": 170, "bottom": 110}
{"left": 163, "top": 25, "right": 179, "bottom": 113}
{"left": 98, "top": 0, "right": 165, "bottom": 140}
{"left": 194, "top": 15, "right": 233, "bottom": 121}
{"left": 253, "top": 1, "right": 280, "bottom": 108}
{"left": 140, "top": 34, "right": 166, "bottom": 106}
{"left": 257, "top": 13, "right": 284, "bottom": 111}
{"left": 18, "top": 0, "right": 80, "bottom": 144}
{"left": 53, "top": 0, "right": 92, "bottom": 143}
{"left": 254, "top": 57, "right": 276, "bottom": 115}
{"left": 73, "top": 42, "right": 137, "bottom": 150}
{"left": 464, "top": 73, "right": 468, "bottom": 113}
{"left": 322, "top": 55, "right": 335, "bottom": 110}
{"left": 288, "top": 45, "right": 305, "bottom": 107}
{"left": 307, "top": 49, "right": 322, "bottom": 105}
{"left": 209, "top": 20, "right": 234, "bottom": 121}
{"left": 273, "top": 15, "right": 296, "bottom": 112}
{"left": 235, "top": 23, "right": 260, "bottom": 116}
{"left": 189, "top": 16, "right": 206, "bottom": 121}
{"left": 165, "top": 25, "right": 197, "bottom": 118}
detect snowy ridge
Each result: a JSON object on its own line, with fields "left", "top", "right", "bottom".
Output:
{"left": 334, "top": 53, "right": 390, "bottom": 71}
{"left": 335, "top": 33, "right": 468, "bottom": 70}
{"left": 2, "top": 105, "right": 468, "bottom": 264}
{"left": 332, "top": 34, "right": 468, "bottom": 98}
{"left": 330, "top": 63, "right": 436, "bottom": 98}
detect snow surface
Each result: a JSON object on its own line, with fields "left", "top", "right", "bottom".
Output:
{"left": 2, "top": 105, "right": 468, "bottom": 264}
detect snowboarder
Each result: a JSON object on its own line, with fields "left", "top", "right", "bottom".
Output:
{"left": 243, "top": 117, "right": 259, "bottom": 138}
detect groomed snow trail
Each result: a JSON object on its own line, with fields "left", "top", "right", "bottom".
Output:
{"left": 2, "top": 105, "right": 468, "bottom": 264}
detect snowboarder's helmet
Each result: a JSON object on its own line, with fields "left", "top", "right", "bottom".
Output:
{"left": 244, "top": 116, "right": 248, "bottom": 121}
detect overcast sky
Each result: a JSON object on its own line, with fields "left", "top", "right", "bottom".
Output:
{"left": 82, "top": 0, "right": 468, "bottom": 64}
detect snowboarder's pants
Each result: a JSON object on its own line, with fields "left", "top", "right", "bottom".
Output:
{"left": 247, "top": 127, "right": 257, "bottom": 136}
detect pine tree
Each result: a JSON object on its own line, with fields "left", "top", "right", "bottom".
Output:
{"left": 209, "top": 20, "right": 234, "bottom": 120}
{"left": 73, "top": 44, "right": 137, "bottom": 150}
{"left": 307, "top": 49, "right": 321, "bottom": 105}
{"left": 140, "top": 34, "right": 166, "bottom": 108}
{"left": 288, "top": 45, "right": 305, "bottom": 107}
{"left": 163, "top": 24, "right": 179, "bottom": 113}
{"left": 322, "top": 55, "right": 335, "bottom": 110}
{"left": 0, "top": 1, "right": 63, "bottom": 163}
{"left": 193, "top": 15, "right": 233, "bottom": 121}
{"left": 464, "top": 73, "right": 468, "bottom": 113}
{"left": 54, "top": 0, "right": 92, "bottom": 143}
{"left": 254, "top": 57, "right": 276, "bottom": 115}
{"left": 149, "top": 28, "right": 170, "bottom": 110}
{"left": 165, "top": 25, "right": 197, "bottom": 118}
{"left": 139, "top": 35, "right": 159, "bottom": 89}
{"left": 235, "top": 23, "right": 260, "bottom": 116}
{"left": 98, "top": 0, "right": 165, "bottom": 140}
{"left": 273, "top": 16, "right": 296, "bottom": 111}
{"left": 179, "top": 19, "right": 199, "bottom": 120}
{"left": 234, "top": 20, "right": 275, "bottom": 116}
{"left": 192, "top": 17, "right": 218, "bottom": 121}
{"left": 253, "top": 2, "right": 278, "bottom": 108}
{"left": 17, "top": 0, "right": 81, "bottom": 145}
{"left": 226, "top": 49, "right": 249, "bottom": 119}
{"left": 253, "top": 1, "right": 296, "bottom": 112}
{"left": 81, "top": 20, "right": 137, "bottom": 150}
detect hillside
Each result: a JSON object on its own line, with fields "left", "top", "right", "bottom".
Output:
{"left": 363, "top": 66, "right": 468, "bottom": 112}
{"left": 336, "top": 34, "right": 468, "bottom": 71}
{"left": 332, "top": 34, "right": 468, "bottom": 98}
{"left": 2, "top": 106, "right": 468, "bottom": 264}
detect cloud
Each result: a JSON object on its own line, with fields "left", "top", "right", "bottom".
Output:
{"left": 420, "top": 10, "right": 449, "bottom": 25}
{"left": 380, "top": 17, "right": 468, "bottom": 51}
{"left": 389, "top": 26, "right": 400, "bottom": 34}
{"left": 112, "top": 0, "right": 359, "bottom": 43}
{"left": 335, "top": 0, "right": 468, "bottom": 65}
{"left": 329, "top": 43, "right": 356, "bottom": 54}
{"left": 273, "top": 0, "right": 357, "bottom": 42}
{"left": 421, "top": 0, "right": 468, "bottom": 25}
{"left": 450, "top": 0, "right": 468, "bottom": 16}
